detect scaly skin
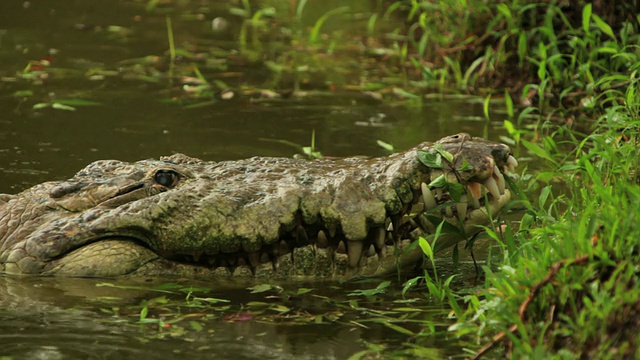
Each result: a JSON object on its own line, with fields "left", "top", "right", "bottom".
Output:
{"left": 0, "top": 133, "right": 518, "bottom": 278}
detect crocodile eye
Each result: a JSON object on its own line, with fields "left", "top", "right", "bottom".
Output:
{"left": 154, "top": 170, "right": 179, "bottom": 188}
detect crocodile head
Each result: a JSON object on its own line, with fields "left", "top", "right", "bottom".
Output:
{"left": 0, "top": 133, "right": 518, "bottom": 278}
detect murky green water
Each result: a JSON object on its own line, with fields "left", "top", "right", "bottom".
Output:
{"left": 1, "top": 274, "right": 484, "bottom": 359}
{"left": 0, "top": 1, "right": 509, "bottom": 358}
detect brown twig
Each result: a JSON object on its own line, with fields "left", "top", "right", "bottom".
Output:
{"left": 468, "top": 254, "right": 590, "bottom": 360}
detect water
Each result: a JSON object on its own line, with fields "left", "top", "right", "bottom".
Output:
{"left": 0, "top": 274, "right": 480, "bottom": 359}
{"left": 0, "top": 1, "right": 509, "bottom": 358}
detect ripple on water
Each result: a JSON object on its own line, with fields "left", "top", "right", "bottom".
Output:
{"left": 0, "top": 314, "right": 359, "bottom": 360}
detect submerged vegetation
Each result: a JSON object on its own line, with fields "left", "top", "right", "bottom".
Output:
{"left": 1, "top": 0, "right": 640, "bottom": 358}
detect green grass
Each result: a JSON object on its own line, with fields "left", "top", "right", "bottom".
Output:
{"left": 370, "top": 1, "right": 640, "bottom": 357}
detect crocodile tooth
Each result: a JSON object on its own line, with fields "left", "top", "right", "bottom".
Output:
{"left": 207, "top": 256, "right": 218, "bottom": 266}
{"left": 400, "top": 239, "right": 412, "bottom": 249}
{"left": 467, "top": 182, "right": 482, "bottom": 199}
{"left": 411, "top": 202, "right": 424, "bottom": 213}
{"left": 468, "top": 191, "right": 481, "bottom": 208}
{"left": 348, "top": 241, "right": 363, "bottom": 268}
{"left": 375, "top": 227, "right": 386, "bottom": 250}
{"left": 228, "top": 257, "right": 238, "bottom": 267}
{"left": 410, "top": 227, "right": 426, "bottom": 240}
{"left": 493, "top": 165, "right": 506, "bottom": 194}
{"left": 278, "top": 240, "right": 290, "bottom": 256}
{"left": 457, "top": 195, "right": 468, "bottom": 221}
{"left": 421, "top": 182, "right": 437, "bottom": 209}
{"left": 248, "top": 251, "right": 260, "bottom": 267}
{"left": 367, "top": 244, "right": 376, "bottom": 257}
{"left": 386, "top": 222, "right": 394, "bottom": 232}
{"left": 507, "top": 155, "right": 519, "bottom": 172}
{"left": 327, "top": 224, "right": 337, "bottom": 238}
{"left": 193, "top": 251, "right": 203, "bottom": 262}
{"left": 484, "top": 177, "right": 501, "bottom": 199}
{"left": 391, "top": 214, "right": 401, "bottom": 230}
{"left": 418, "top": 214, "right": 436, "bottom": 233}
{"left": 317, "top": 230, "right": 329, "bottom": 248}
{"left": 296, "top": 225, "right": 309, "bottom": 245}
{"left": 336, "top": 240, "right": 346, "bottom": 254}
{"left": 435, "top": 188, "right": 443, "bottom": 200}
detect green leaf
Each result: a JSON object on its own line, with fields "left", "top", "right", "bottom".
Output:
{"left": 269, "top": 304, "right": 291, "bottom": 313}
{"left": 229, "top": 7, "right": 249, "bottom": 18}
{"left": 55, "top": 99, "right": 102, "bottom": 106}
{"left": 504, "top": 89, "right": 514, "bottom": 118}
{"left": 153, "top": 283, "right": 184, "bottom": 290}
{"left": 522, "top": 140, "right": 556, "bottom": 164}
{"left": 434, "top": 144, "right": 454, "bottom": 163}
{"left": 592, "top": 14, "right": 615, "bottom": 39}
{"left": 246, "top": 301, "right": 269, "bottom": 307}
{"left": 292, "top": 288, "right": 314, "bottom": 296}
{"left": 517, "top": 31, "right": 527, "bottom": 65}
{"left": 539, "top": 185, "right": 552, "bottom": 207}
{"left": 483, "top": 95, "right": 491, "bottom": 121}
{"left": 383, "top": 322, "right": 415, "bottom": 336}
{"left": 504, "top": 120, "right": 515, "bottom": 135}
{"left": 582, "top": 3, "right": 592, "bottom": 33}
{"left": 596, "top": 47, "right": 618, "bottom": 54}
{"left": 32, "top": 103, "right": 51, "bottom": 110}
{"left": 428, "top": 174, "right": 447, "bottom": 188}
{"left": 392, "top": 87, "right": 420, "bottom": 99}
{"left": 447, "top": 182, "right": 464, "bottom": 202}
{"left": 496, "top": 3, "right": 512, "bottom": 23}
{"left": 192, "top": 297, "right": 230, "bottom": 304}
{"left": 347, "top": 281, "right": 391, "bottom": 297}
{"left": 52, "top": 103, "right": 77, "bottom": 111}
{"left": 459, "top": 157, "right": 473, "bottom": 172}
{"left": 417, "top": 150, "right": 443, "bottom": 169}
{"left": 376, "top": 140, "right": 395, "bottom": 152}
{"left": 426, "top": 281, "right": 442, "bottom": 300}
{"left": 309, "top": 6, "right": 350, "bottom": 44}
{"left": 402, "top": 276, "right": 420, "bottom": 297}
{"left": 189, "top": 321, "right": 203, "bottom": 331}
{"left": 95, "top": 282, "right": 178, "bottom": 294}
{"left": 247, "top": 284, "right": 283, "bottom": 293}
{"left": 419, "top": 237, "right": 433, "bottom": 259}
{"left": 537, "top": 59, "right": 547, "bottom": 80}
{"left": 627, "top": 85, "right": 636, "bottom": 107}
{"left": 139, "top": 306, "right": 148, "bottom": 321}
{"left": 12, "top": 90, "right": 33, "bottom": 97}
{"left": 432, "top": 221, "right": 445, "bottom": 248}
{"left": 520, "top": 213, "right": 534, "bottom": 231}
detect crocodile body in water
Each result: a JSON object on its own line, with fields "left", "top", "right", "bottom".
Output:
{"left": 0, "top": 133, "right": 517, "bottom": 278}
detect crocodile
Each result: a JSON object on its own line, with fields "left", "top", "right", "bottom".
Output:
{"left": 0, "top": 133, "right": 518, "bottom": 279}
